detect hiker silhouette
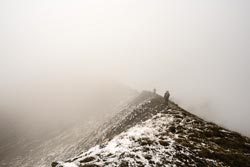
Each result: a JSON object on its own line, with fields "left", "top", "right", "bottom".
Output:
{"left": 164, "top": 91, "right": 170, "bottom": 105}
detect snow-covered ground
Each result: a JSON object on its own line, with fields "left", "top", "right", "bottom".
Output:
{"left": 63, "top": 112, "right": 178, "bottom": 167}
{"left": 55, "top": 111, "right": 174, "bottom": 166}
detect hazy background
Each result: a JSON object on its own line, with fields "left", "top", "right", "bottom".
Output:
{"left": 0, "top": 0, "right": 250, "bottom": 137}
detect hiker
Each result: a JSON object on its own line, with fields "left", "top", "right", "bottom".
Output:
{"left": 164, "top": 91, "right": 170, "bottom": 105}
{"left": 153, "top": 88, "right": 156, "bottom": 94}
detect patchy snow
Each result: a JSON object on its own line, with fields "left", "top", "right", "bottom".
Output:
{"left": 60, "top": 162, "right": 79, "bottom": 167}
{"left": 53, "top": 98, "right": 250, "bottom": 167}
{"left": 219, "top": 129, "right": 231, "bottom": 133}
{"left": 56, "top": 111, "right": 193, "bottom": 167}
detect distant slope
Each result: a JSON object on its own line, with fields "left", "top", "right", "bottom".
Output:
{"left": 54, "top": 92, "right": 250, "bottom": 167}
{"left": 0, "top": 83, "right": 138, "bottom": 167}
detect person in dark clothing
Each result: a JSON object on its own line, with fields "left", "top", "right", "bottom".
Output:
{"left": 153, "top": 88, "right": 156, "bottom": 94}
{"left": 164, "top": 91, "right": 170, "bottom": 105}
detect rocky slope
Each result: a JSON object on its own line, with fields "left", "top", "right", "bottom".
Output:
{"left": 0, "top": 86, "right": 139, "bottom": 167}
{"left": 53, "top": 92, "right": 250, "bottom": 167}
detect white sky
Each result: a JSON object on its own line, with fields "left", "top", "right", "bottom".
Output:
{"left": 0, "top": 0, "right": 250, "bottom": 136}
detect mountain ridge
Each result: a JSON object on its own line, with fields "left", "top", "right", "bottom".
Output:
{"left": 53, "top": 91, "right": 250, "bottom": 167}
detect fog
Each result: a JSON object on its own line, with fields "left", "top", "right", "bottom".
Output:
{"left": 0, "top": 0, "right": 250, "bottom": 139}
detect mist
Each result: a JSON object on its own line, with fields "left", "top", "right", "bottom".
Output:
{"left": 0, "top": 0, "right": 250, "bottom": 141}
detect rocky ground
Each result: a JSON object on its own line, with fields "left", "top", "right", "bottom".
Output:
{"left": 53, "top": 92, "right": 250, "bottom": 167}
